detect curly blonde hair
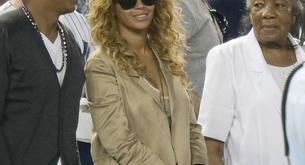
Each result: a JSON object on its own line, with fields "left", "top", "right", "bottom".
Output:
{"left": 87, "top": 0, "right": 188, "bottom": 86}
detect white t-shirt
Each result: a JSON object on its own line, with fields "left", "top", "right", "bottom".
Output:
{"left": 41, "top": 32, "right": 66, "bottom": 86}
{"left": 268, "top": 63, "right": 297, "bottom": 91}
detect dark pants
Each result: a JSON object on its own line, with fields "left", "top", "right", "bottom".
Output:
{"left": 78, "top": 141, "right": 93, "bottom": 165}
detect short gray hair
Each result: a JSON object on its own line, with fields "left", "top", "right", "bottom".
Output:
{"left": 240, "top": 0, "right": 305, "bottom": 44}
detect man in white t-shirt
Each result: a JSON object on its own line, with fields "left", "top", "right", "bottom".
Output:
{"left": 0, "top": 0, "right": 85, "bottom": 164}
{"left": 0, "top": 0, "right": 94, "bottom": 164}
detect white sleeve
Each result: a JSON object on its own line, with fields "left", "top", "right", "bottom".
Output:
{"left": 198, "top": 46, "right": 236, "bottom": 141}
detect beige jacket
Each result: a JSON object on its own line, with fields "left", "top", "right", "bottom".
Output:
{"left": 85, "top": 49, "right": 208, "bottom": 165}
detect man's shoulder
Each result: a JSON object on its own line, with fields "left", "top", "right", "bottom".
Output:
{"left": 64, "top": 10, "right": 85, "bottom": 19}
{"left": 59, "top": 10, "right": 91, "bottom": 49}
{"left": 178, "top": 0, "right": 209, "bottom": 13}
{"left": 178, "top": 0, "right": 197, "bottom": 6}
{"left": 179, "top": 0, "right": 212, "bottom": 29}
{"left": 60, "top": 22, "right": 79, "bottom": 46}
{"left": 59, "top": 10, "right": 89, "bottom": 27}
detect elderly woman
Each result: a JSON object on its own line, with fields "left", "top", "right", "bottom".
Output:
{"left": 198, "top": 0, "right": 305, "bottom": 164}
{"left": 85, "top": 0, "right": 208, "bottom": 164}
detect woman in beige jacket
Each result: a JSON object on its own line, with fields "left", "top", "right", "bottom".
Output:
{"left": 85, "top": 0, "right": 208, "bottom": 164}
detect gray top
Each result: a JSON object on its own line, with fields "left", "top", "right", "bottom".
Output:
{"left": 178, "top": 0, "right": 223, "bottom": 97}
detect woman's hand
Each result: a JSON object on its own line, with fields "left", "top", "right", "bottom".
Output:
{"left": 205, "top": 137, "right": 224, "bottom": 165}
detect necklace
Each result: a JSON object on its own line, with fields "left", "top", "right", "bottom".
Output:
{"left": 21, "top": 6, "right": 68, "bottom": 72}
{"left": 158, "top": 67, "right": 172, "bottom": 127}
{"left": 156, "top": 58, "right": 171, "bottom": 120}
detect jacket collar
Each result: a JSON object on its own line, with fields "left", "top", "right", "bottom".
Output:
{"left": 129, "top": 49, "right": 175, "bottom": 117}
{"left": 245, "top": 29, "right": 305, "bottom": 73}
{"left": 244, "top": 29, "right": 305, "bottom": 115}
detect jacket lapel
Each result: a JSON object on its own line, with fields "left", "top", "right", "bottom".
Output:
{"left": 128, "top": 50, "right": 175, "bottom": 116}
{"left": 125, "top": 64, "right": 164, "bottom": 110}
{"left": 24, "top": 17, "right": 61, "bottom": 88}
{"left": 60, "top": 24, "right": 74, "bottom": 90}
{"left": 244, "top": 29, "right": 282, "bottom": 115}
{"left": 60, "top": 22, "right": 86, "bottom": 91}
{"left": 160, "top": 65, "right": 175, "bottom": 117}
{"left": 154, "top": 50, "right": 175, "bottom": 117}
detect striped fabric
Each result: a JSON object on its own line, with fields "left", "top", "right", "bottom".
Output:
{"left": 59, "top": 12, "right": 93, "bottom": 60}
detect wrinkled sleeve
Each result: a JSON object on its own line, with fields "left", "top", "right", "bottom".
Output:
{"left": 85, "top": 56, "right": 165, "bottom": 165}
{"left": 0, "top": 28, "right": 12, "bottom": 164}
{"left": 179, "top": 1, "right": 198, "bottom": 41}
{"left": 198, "top": 46, "right": 235, "bottom": 141}
{"left": 189, "top": 93, "right": 208, "bottom": 165}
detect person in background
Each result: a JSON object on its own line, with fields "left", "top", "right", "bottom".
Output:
{"left": 0, "top": 0, "right": 94, "bottom": 164}
{"left": 282, "top": 62, "right": 305, "bottom": 165}
{"left": 85, "top": 0, "right": 208, "bottom": 164}
{"left": 177, "top": 0, "right": 223, "bottom": 117}
{"left": 198, "top": 0, "right": 305, "bottom": 164}
{"left": 76, "top": 0, "right": 89, "bottom": 14}
{"left": 0, "top": 0, "right": 94, "bottom": 60}
{"left": 209, "top": 0, "right": 245, "bottom": 39}
{"left": 0, "top": 0, "right": 85, "bottom": 164}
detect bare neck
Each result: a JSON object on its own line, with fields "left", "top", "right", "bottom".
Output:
{"left": 25, "top": 3, "right": 59, "bottom": 42}
{"left": 120, "top": 28, "right": 150, "bottom": 56}
{"left": 260, "top": 42, "right": 296, "bottom": 67}
{"left": 129, "top": 35, "right": 149, "bottom": 55}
